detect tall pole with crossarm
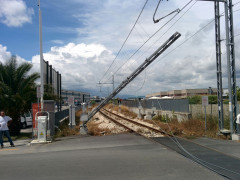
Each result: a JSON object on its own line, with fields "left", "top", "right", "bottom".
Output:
{"left": 198, "top": 0, "right": 238, "bottom": 134}
{"left": 38, "top": 0, "right": 44, "bottom": 112}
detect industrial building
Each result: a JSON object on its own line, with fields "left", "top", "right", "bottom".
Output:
{"left": 61, "top": 90, "right": 90, "bottom": 105}
{"left": 146, "top": 88, "right": 218, "bottom": 99}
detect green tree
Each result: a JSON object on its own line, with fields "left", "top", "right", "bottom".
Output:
{"left": 0, "top": 56, "right": 39, "bottom": 135}
{"left": 188, "top": 95, "right": 201, "bottom": 104}
{"left": 44, "top": 84, "right": 60, "bottom": 101}
{"left": 208, "top": 95, "right": 217, "bottom": 104}
{"left": 237, "top": 86, "right": 240, "bottom": 101}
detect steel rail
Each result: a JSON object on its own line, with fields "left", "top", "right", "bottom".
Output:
{"left": 101, "top": 108, "right": 172, "bottom": 137}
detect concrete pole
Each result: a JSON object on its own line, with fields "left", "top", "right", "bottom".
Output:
{"left": 38, "top": 0, "right": 44, "bottom": 112}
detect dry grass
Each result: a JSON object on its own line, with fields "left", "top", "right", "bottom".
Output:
{"left": 56, "top": 103, "right": 225, "bottom": 140}
{"left": 147, "top": 116, "right": 228, "bottom": 139}
{"left": 55, "top": 118, "right": 80, "bottom": 138}
{"left": 87, "top": 120, "right": 112, "bottom": 136}
{"left": 55, "top": 104, "right": 127, "bottom": 138}
{"left": 136, "top": 128, "right": 144, "bottom": 134}
{"left": 105, "top": 104, "right": 137, "bottom": 118}
{"left": 55, "top": 107, "right": 88, "bottom": 138}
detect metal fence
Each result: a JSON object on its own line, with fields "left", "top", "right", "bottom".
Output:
{"left": 55, "top": 105, "right": 81, "bottom": 126}
{"left": 122, "top": 99, "right": 189, "bottom": 113}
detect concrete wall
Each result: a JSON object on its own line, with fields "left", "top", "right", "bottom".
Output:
{"left": 126, "top": 103, "right": 240, "bottom": 122}
{"left": 128, "top": 107, "right": 190, "bottom": 122}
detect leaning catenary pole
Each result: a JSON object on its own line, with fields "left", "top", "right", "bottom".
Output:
{"left": 87, "top": 32, "right": 181, "bottom": 122}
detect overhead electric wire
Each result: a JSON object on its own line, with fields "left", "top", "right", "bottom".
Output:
{"left": 151, "top": 19, "right": 215, "bottom": 67}
{"left": 233, "top": 1, "right": 240, "bottom": 6}
{"left": 103, "top": 0, "right": 194, "bottom": 83}
{"left": 125, "top": 1, "right": 240, "bottom": 82}
{"left": 99, "top": 0, "right": 149, "bottom": 83}
{"left": 153, "top": 0, "right": 180, "bottom": 23}
{"left": 138, "top": 22, "right": 151, "bottom": 38}
{"left": 147, "top": 99, "right": 240, "bottom": 179}
{"left": 152, "top": 7, "right": 240, "bottom": 66}
{"left": 133, "top": 7, "right": 240, "bottom": 177}
{"left": 126, "top": 69, "right": 147, "bottom": 93}
{"left": 124, "top": 1, "right": 197, "bottom": 81}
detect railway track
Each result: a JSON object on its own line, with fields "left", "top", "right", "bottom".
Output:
{"left": 99, "top": 108, "right": 240, "bottom": 180}
{"left": 100, "top": 108, "right": 170, "bottom": 138}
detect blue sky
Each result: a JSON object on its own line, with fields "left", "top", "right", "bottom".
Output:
{"left": 0, "top": 0, "right": 240, "bottom": 97}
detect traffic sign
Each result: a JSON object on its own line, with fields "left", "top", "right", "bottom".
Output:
{"left": 68, "top": 96, "right": 74, "bottom": 105}
{"left": 37, "top": 86, "right": 41, "bottom": 98}
{"left": 202, "top": 96, "right": 208, "bottom": 106}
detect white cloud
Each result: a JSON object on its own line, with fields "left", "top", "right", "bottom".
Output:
{"left": 0, "top": 0, "right": 34, "bottom": 27}
{"left": 50, "top": 40, "right": 64, "bottom": 45}
{"left": 35, "top": 0, "right": 239, "bottom": 96}
{"left": 0, "top": 44, "right": 29, "bottom": 65}
{"left": 0, "top": 44, "right": 11, "bottom": 63}
{"left": 1, "top": 0, "right": 240, "bottom": 97}
{"left": 31, "top": 42, "right": 119, "bottom": 90}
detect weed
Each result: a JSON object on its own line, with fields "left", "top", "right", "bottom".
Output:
{"left": 87, "top": 120, "right": 112, "bottom": 136}
{"left": 136, "top": 128, "right": 144, "bottom": 134}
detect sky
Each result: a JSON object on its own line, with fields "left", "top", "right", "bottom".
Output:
{"left": 0, "top": 0, "right": 240, "bottom": 97}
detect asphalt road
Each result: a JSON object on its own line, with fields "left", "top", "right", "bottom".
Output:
{"left": 0, "top": 134, "right": 225, "bottom": 180}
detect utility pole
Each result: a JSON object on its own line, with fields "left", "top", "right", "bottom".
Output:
{"left": 97, "top": 74, "right": 115, "bottom": 95}
{"left": 198, "top": 0, "right": 238, "bottom": 134}
{"left": 224, "top": 0, "right": 234, "bottom": 133}
{"left": 228, "top": 0, "right": 238, "bottom": 133}
{"left": 38, "top": 0, "right": 44, "bottom": 112}
{"left": 214, "top": 1, "right": 224, "bottom": 130}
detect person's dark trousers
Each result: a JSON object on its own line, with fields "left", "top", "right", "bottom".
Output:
{"left": 0, "top": 130, "right": 14, "bottom": 146}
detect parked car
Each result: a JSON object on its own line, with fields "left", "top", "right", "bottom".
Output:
{"left": 20, "top": 111, "right": 32, "bottom": 129}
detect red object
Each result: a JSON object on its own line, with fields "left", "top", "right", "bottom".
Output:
{"left": 32, "top": 103, "right": 41, "bottom": 128}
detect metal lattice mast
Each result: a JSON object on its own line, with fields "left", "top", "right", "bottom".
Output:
{"left": 87, "top": 32, "right": 181, "bottom": 121}
{"left": 228, "top": 0, "right": 238, "bottom": 133}
{"left": 224, "top": 1, "right": 234, "bottom": 133}
{"left": 214, "top": 1, "right": 224, "bottom": 130}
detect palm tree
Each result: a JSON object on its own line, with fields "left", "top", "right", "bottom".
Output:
{"left": 0, "top": 56, "right": 39, "bottom": 135}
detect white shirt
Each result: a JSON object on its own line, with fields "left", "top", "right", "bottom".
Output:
{"left": 237, "top": 114, "right": 240, "bottom": 124}
{"left": 0, "top": 116, "right": 12, "bottom": 131}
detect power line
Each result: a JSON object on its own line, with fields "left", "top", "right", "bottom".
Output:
{"left": 104, "top": 0, "right": 194, "bottom": 83}
{"left": 153, "top": 18, "right": 215, "bottom": 65}
{"left": 137, "top": 22, "right": 150, "bottom": 38}
{"left": 125, "top": 1, "right": 197, "bottom": 81}
{"left": 153, "top": 0, "right": 180, "bottom": 23}
{"left": 122, "top": 3, "right": 240, "bottom": 94}
{"left": 99, "top": 0, "right": 149, "bottom": 82}
{"left": 233, "top": 1, "right": 240, "bottom": 6}
{"left": 151, "top": 7, "right": 240, "bottom": 66}
{"left": 151, "top": 99, "right": 240, "bottom": 179}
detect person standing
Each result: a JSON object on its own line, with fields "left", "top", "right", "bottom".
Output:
{"left": 0, "top": 111, "right": 15, "bottom": 148}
